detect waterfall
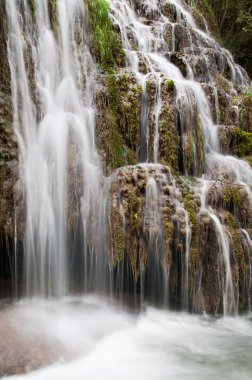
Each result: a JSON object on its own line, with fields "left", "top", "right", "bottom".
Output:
{"left": 108, "top": 0, "right": 251, "bottom": 313}
{"left": 6, "top": 0, "right": 102, "bottom": 296}
{"left": 3, "top": 0, "right": 252, "bottom": 314}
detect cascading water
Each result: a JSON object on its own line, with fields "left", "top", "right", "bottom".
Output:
{"left": 6, "top": 0, "right": 102, "bottom": 296}
{"left": 108, "top": 0, "right": 252, "bottom": 314}
{"left": 2, "top": 0, "right": 252, "bottom": 378}
{"left": 3, "top": 0, "right": 252, "bottom": 313}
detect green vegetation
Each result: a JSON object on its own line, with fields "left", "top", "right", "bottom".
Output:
{"left": 48, "top": 0, "right": 58, "bottom": 34}
{"left": 159, "top": 106, "right": 179, "bottom": 173}
{"left": 86, "top": 0, "right": 125, "bottom": 72}
{"left": 183, "top": 115, "right": 205, "bottom": 176}
{"left": 241, "top": 92, "right": 252, "bottom": 132}
{"left": 184, "top": 193, "right": 199, "bottom": 272}
{"left": 186, "top": 0, "right": 252, "bottom": 76}
{"left": 27, "top": 0, "right": 37, "bottom": 20}
{"left": 146, "top": 80, "right": 151, "bottom": 93}
{"left": 236, "top": 127, "right": 252, "bottom": 157}
{"left": 107, "top": 72, "right": 142, "bottom": 169}
{"left": 125, "top": 189, "right": 142, "bottom": 280}
{"left": 110, "top": 206, "right": 125, "bottom": 266}
{"left": 226, "top": 214, "right": 247, "bottom": 278}
{"left": 223, "top": 184, "right": 241, "bottom": 208}
{"left": 166, "top": 79, "right": 175, "bottom": 92}
{"left": 219, "top": 125, "right": 252, "bottom": 157}
{"left": 107, "top": 74, "right": 124, "bottom": 170}
{"left": 0, "top": 3, "right": 10, "bottom": 93}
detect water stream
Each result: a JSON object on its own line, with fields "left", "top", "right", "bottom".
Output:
{"left": 1, "top": 296, "right": 252, "bottom": 380}
{"left": 7, "top": 0, "right": 102, "bottom": 296}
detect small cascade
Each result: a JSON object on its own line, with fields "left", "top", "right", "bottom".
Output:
{"left": 153, "top": 77, "right": 162, "bottom": 163}
{"left": 105, "top": 164, "right": 191, "bottom": 308}
{"left": 199, "top": 178, "right": 236, "bottom": 315}
{"left": 210, "top": 214, "right": 236, "bottom": 315}
{"left": 108, "top": 0, "right": 229, "bottom": 174}
{"left": 144, "top": 175, "right": 166, "bottom": 302}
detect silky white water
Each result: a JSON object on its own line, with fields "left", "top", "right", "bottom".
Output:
{"left": 6, "top": 0, "right": 102, "bottom": 296}
{"left": 1, "top": 296, "right": 252, "bottom": 380}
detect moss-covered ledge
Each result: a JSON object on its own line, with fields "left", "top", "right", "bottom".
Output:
{"left": 218, "top": 125, "right": 252, "bottom": 157}
{"left": 86, "top": 0, "right": 125, "bottom": 72}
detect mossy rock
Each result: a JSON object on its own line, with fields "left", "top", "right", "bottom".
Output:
{"left": 218, "top": 125, "right": 252, "bottom": 158}
{"left": 158, "top": 105, "right": 179, "bottom": 173}
{"left": 86, "top": 0, "right": 125, "bottom": 72}
{"left": 184, "top": 193, "right": 199, "bottom": 273}
{"left": 106, "top": 72, "right": 142, "bottom": 169}
{"left": 48, "top": 0, "right": 58, "bottom": 34}
{"left": 0, "top": 2, "right": 11, "bottom": 94}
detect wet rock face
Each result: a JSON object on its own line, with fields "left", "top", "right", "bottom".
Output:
{"left": 106, "top": 165, "right": 252, "bottom": 314}
{"left": 106, "top": 164, "right": 195, "bottom": 308}
{"left": 144, "top": 74, "right": 179, "bottom": 169}
{"left": 0, "top": 0, "right": 11, "bottom": 94}
{"left": 106, "top": 165, "right": 177, "bottom": 276}
{"left": 0, "top": 1, "right": 23, "bottom": 293}
{"left": 95, "top": 71, "right": 142, "bottom": 175}
{"left": 198, "top": 212, "right": 222, "bottom": 314}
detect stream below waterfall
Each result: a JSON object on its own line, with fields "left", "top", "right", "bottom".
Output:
{"left": 1, "top": 296, "right": 252, "bottom": 379}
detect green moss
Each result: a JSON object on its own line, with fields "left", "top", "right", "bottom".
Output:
{"left": 184, "top": 193, "right": 199, "bottom": 272}
{"left": 111, "top": 207, "right": 125, "bottom": 266}
{"left": 137, "top": 84, "right": 143, "bottom": 95}
{"left": 0, "top": 3, "right": 10, "bottom": 93}
{"left": 236, "top": 128, "right": 252, "bottom": 156}
{"left": 183, "top": 114, "right": 205, "bottom": 176}
{"left": 146, "top": 80, "right": 151, "bottom": 93}
{"left": 166, "top": 79, "right": 175, "bottom": 92}
{"left": 125, "top": 189, "right": 142, "bottom": 280}
{"left": 48, "top": 0, "right": 58, "bottom": 34}
{"left": 86, "top": 0, "right": 125, "bottom": 72}
{"left": 243, "top": 156, "right": 252, "bottom": 167}
{"left": 107, "top": 74, "right": 124, "bottom": 170}
{"left": 108, "top": 74, "right": 118, "bottom": 110}
{"left": 165, "top": 28, "right": 172, "bottom": 50}
{"left": 120, "top": 73, "right": 130, "bottom": 91}
{"left": 219, "top": 75, "right": 232, "bottom": 93}
{"left": 127, "top": 190, "right": 141, "bottom": 229}
{"left": 223, "top": 184, "right": 241, "bottom": 209}
{"left": 195, "top": 115, "right": 205, "bottom": 159}
{"left": 219, "top": 125, "right": 252, "bottom": 157}
{"left": 120, "top": 85, "right": 141, "bottom": 150}
{"left": 158, "top": 106, "right": 179, "bottom": 173}
{"left": 103, "top": 71, "right": 143, "bottom": 171}
{"left": 242, "top": 94, "right": 252, "bottom": 133}
{"left": 227, "top": 214, "right": 247, "bottom": 277}
{"left": 27, "top": 0, "right": 37, "bottom": 20}
{"left": 183, "top": 132, "right": 195, "bottom": 175}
